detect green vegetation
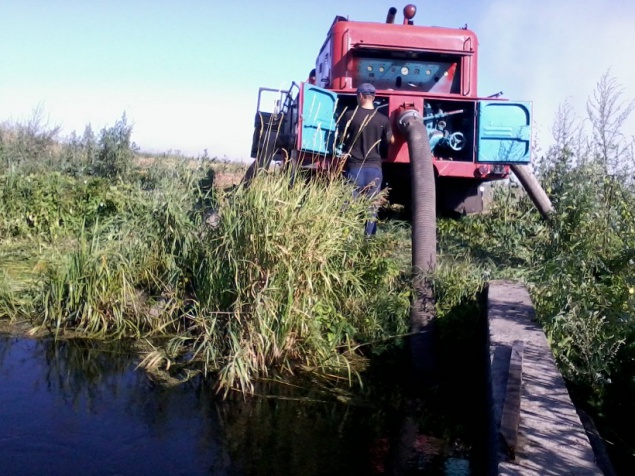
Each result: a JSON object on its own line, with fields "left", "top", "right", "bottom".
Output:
{"left": 0, "top": 112, "right": 411, "bottom": 396}
{"left": 436, "top": 73, "right": 635, "bottom": 469}
{"left": 1, "top": 73, "right": 634, "bottom": 467}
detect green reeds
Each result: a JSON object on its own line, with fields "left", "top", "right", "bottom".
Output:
{"left": 0, "top": 111, "right": 416, "bottom": 395}
{"left": 36, "top": 168, "right": 205, "bottom": 337}
{"left": 0, "top": 161, "right": 410, "bottom": 394}
{"left": 182, "top": 171, "right": 410, "bottom": 393}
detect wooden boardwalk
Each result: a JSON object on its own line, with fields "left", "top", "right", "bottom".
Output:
{"left": 486, "top": 280, "right": 603, "bottom": 475}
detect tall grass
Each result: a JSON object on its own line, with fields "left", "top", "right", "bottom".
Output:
{"left": 4, "top": 80, "right": 630, "bottom": 409}
{"left": 171, "top": 171, "right": 410, "bottom": 393}
{"left": 0, "top": 143, "right": 411, "bottom": 394}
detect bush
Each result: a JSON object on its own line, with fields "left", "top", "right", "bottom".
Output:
{"left": 0, "top": 107, "right": 60, "bottom": 173}
{"left": 93, "top": 114, "right": 137, "bottom": 180}
{"left": 181, "top": 172, "right": 410, "bottom": 393}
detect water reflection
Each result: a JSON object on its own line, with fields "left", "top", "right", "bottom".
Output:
{"left": 0, "top": 334, "right": 474, "bottom": 475}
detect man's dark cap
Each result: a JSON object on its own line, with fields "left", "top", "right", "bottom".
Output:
{"left": 356, "top": 83, "right": 376, "bottom": 95}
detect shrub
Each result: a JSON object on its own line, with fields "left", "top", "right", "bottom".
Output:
{"left": 0, "top": 107, "right": 60, "bottom": 173}
{"left": 93, "top": 114, "right": 137, "bottom": 180}
{"left": 181, "top": 172, "right": 410, "bottom": 393}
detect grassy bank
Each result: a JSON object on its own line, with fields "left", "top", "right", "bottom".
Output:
{"left": 3, "top": 96, "right": 635, "bottom": 471}
{"left": 0, "top": 131, "right": 412, "bottom": 393}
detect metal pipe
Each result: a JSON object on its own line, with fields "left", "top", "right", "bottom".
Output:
{"left": 510, "top": 164, "right": 554, "bottom": 219}
{"left": 386, "top": 7, "right": 397, "bottom": 23}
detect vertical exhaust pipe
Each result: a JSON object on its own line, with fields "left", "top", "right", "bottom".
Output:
{"left": 386, "top": 7, "right": 397, "bottom": 23}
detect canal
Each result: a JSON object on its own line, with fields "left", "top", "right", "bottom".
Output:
{"left": 0, "top": 333, "right": 485, "bottom": 475}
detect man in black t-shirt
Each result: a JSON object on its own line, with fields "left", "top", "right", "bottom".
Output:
{"left": 339, "top": 83, "right": 394, "bottom": 235}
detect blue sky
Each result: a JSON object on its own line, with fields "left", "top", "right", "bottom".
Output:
{"left": 2, "top": 0, "right": 634, "bottom": 160}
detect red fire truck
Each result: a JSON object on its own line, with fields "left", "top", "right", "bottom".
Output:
{"left": 250, "top": 5, "right": 531, "bottom": 213}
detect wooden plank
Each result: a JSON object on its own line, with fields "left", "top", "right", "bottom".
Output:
{"left": 499, "top": 339, "right": 524, "bottom": 460}
{"left": 488, "top": 281, "right": 602, "bottom": 474}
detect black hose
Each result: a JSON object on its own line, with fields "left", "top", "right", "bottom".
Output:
{"left": 399, "top": 112, "right": 436, "bottom": 276}
{"left": 510, "top": 164, "right": 554, "bottom": 219}
{"left": 397, "top": 110, "right": 437, "bottom": 380}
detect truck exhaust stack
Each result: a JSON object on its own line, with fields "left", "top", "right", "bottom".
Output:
{"left": 386, "top": 7, "right": 397, "bottom": 24}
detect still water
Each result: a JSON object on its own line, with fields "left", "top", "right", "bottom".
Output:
{"left": 0, "top": 335, "right": 476, "bottom": 475}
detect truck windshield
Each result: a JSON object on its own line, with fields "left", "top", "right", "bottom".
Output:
{"left": 352, "top": 48, "right": 462, "bottom": 94}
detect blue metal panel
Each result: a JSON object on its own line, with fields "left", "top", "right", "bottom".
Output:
{"left": 477, "top": 101, "right": 531, "bottom": 163}
{"left": 300, "top": 83, "right": 338, "bottom": 155}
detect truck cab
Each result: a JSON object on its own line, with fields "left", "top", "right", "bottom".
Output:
{"left": 251, "top": 5, "right": 532, "bottom": 213}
